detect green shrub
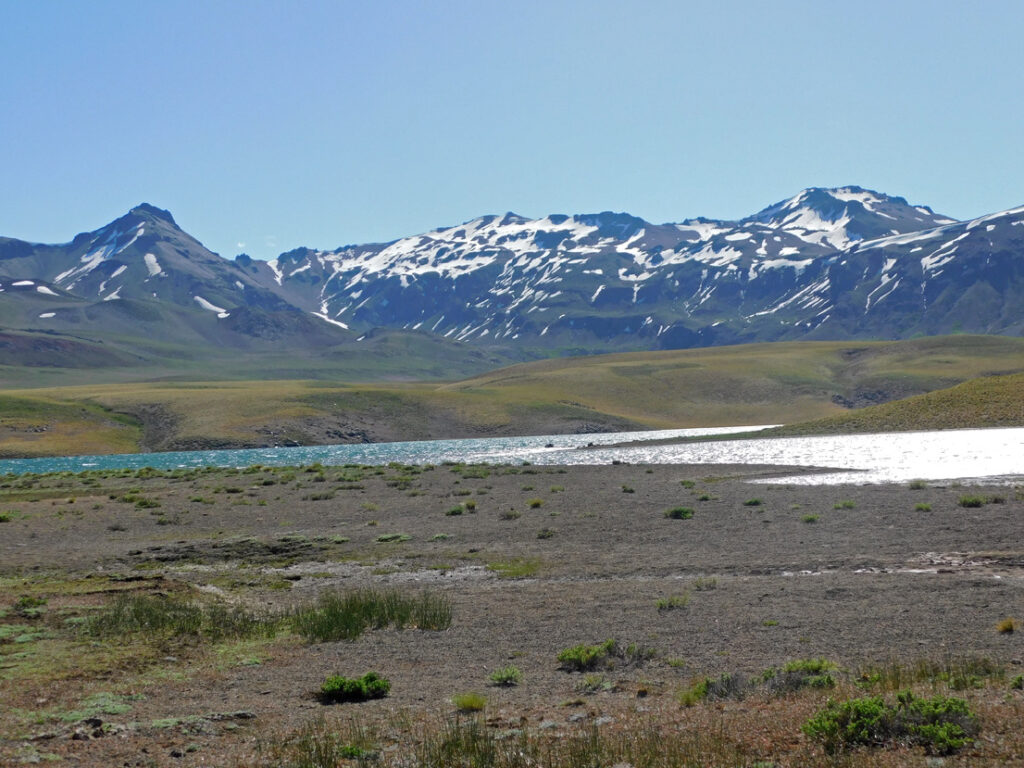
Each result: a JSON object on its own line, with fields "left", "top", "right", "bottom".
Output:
{"left": 803, "top": 691, "right": 979, "bottom": 755}
{"left": 692, "top": 577, "right": 718, "bottom": 591}
{"left": 621, "top": 485, "right": 635, "bottom": 494}
{"left": 290, "top": 588, "right": 451, "bottom": 642}
{"left": 958, "top": 495, "right": 986, "bottom": 508}
{"left": 0, "top": 513, "right": 11, "bottom": 523}
{"left": 558, "top": 639, "right": 617, "bottom": 671}
{"left": 664, "top": 507, "right": 694, "bottom": 520}
{"left": 319, "top": 672, "right": 390, "bottom": 703}
{"left": 445, "top": 505, "right": 464, "bottom": 516}
{"left": 680, "top": 480, "right": 696, "bottom": 488}
{"left": 743, "top": 498, "right": 762, "bottom": 507}
{"left": 463, "top": 500, "right": 477, "bottom": 512}
{"left": 908, "top": 479, "right": 927, "bottom": 489}
{"left": 801, "top": 514, "right": 820, "bottom": 523}
{"left": 488, "top": 666, "right": 522, "bottom": 686}
{"left": 679, "top": 673, "right": 748, "bottom": 706}
{"left": 527, "top": 498, "right": 544, "bottom": 508}
{"left": 1010, "top": 674, "right": 1023, "bottom": 690}
{"left": 915, "top": 502, "right": 932, "bottom": 511}
{"left": 833, "top": 500, "right": 855, "bottom": 509}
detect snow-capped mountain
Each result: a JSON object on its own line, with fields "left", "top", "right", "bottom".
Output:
{"left": 235, "top": 186, "right": 987, "bottom": 348}
{"left": 3, "top": 187, "right": 1022, "bottom": 356}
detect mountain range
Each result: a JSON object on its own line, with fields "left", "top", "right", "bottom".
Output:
{"left": 2, "top": 186, "right": 1023, "bottom": 377}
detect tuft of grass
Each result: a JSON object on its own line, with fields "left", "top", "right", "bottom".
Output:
{"left": 692, "top": 577, "right": 718, "bottom": 591}
{"left": 499, "top": 509, "right": 521, "bottom": 520}
{"left": 536, "top": 527, "right": 556, "bottom": 539}
{"left": 290, "top": 588, "right": 451, "bottom": 643}
{"left": 451, "top": 692, "right": 487, "bottom": 713}
{"left": 527, "top": 498, "right": 544, "bottom": 508}
{"left": 743, "top": 498, "right": 763, "bottom": 507}
{"left": 488, "top": 666, "right": 522, "bottom": 687}
{"left": 915, "top": 502, "right": 932, "bottom": 511}
{"left": 319, "top": 672, "right": 390, "bottom": 703}
{"left": 663, "top": 506, "right": 694, "bottom": 520}
{"left": 833, "top": 499, "right": 855, "bottom": 509}
{"left": 997, "top": 617, "right": 1017, "bottom": 634}
{"left": 445, "top": 505, "right": 464, "bottom": 516}
{"left": 908, "top": 479, "right": 928, "bottom": 489}
{"left": 656, "top": 593, "right": 690, "bottom": 612}
{"left": 801, "top": 514, "right": 820, "bottom": 523}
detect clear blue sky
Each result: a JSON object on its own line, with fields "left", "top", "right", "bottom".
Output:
{"left": 3, "top": 0, "right": 1023, "bottom": 260}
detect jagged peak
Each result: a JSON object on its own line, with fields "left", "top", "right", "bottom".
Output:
{"left": 128, "top": 203, "right": 177, "bottom": 226}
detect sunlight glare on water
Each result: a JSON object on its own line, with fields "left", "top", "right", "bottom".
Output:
{"left": 0, "top": 426, "right": 1021, "bottom": 485}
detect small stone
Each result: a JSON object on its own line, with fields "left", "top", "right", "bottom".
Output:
{"left": 567, "top": 712, "right": 586, "bottom": 722}
{"left": 595, "top": 716, "right": 614, "bottom": 726}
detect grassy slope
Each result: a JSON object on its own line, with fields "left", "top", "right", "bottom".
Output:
{"left": 767, "top": 372, "right": 1024, "bottom": 436}
{"left": 1, "top": 335, "right": 1022, "bottom": 457}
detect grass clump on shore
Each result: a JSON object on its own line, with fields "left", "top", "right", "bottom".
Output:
{"left": 486, "top": 557, "right": 540, "bottom": 578}
{"left": 803, "top": 690, "right": 979, "bottom": 755}
{"left": 319, "top": 672, "right": 390, "bottom": 703}
{"left": 290, "top": 588, "right": 452, "bottom": 643}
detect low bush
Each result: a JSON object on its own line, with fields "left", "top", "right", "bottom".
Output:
{"left": 915, "top": 502, "right": 932, "bottom": 511}
{"left": 445, "top": 505, "right": 464, "bottom": 516}
{"left": 803, "top": 691, "right": 979, "bottom": 755}
{"left": 536, "top": 527, "right": 556, "bottom": 539}
{"left": 908, "top": 479, "right": 928, "bottom": 489}
{"left": 664, "top": 507, "right": 694, "bottom": 520}
{"left": 958, "top": 495, "right": 986, "bottom": 508}
{"left": 801, "top": 514, "right": 820, "bottom": 523}
{"left": 558, "top": 639, "right": 617, "bottom": 671}
{"left": 833, "top": 499, "right": 855, "bottom": 509}
{"left": 527, "top": 498, "right": 544, "bottom": 508}
{"left": 997, "top": 617, "right": 1017, "bottom": 634}
{"left": 679, "top": 673, "right": 748, "bottom": 706}
{"left": 743, "top": 498, "right": 762, "bottom": 507}
{"left": 319, "top": 672, "right": 390, "bottom": 703}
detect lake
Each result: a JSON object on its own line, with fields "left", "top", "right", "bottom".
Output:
{"left": 1, "top": 425, "right": 1022, "bottom": 485}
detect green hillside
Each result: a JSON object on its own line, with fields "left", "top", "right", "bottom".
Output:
{"left": 1, "top": 335, "right": 1022, "bottom": 458}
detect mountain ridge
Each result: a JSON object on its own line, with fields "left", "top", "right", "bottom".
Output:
{"left": 2, "top": 187, "right": 1023, "bottom": 361}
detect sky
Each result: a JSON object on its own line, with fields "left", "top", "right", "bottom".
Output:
{"left": 2, "top": 0, "right": 1024, "bottom": 261}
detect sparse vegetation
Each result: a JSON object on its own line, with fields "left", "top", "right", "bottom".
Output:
{"left": 743, "top": 498, "right": 762, "bottom": 507}
{"left": 833, "top": 499, "right": 855, "bottom": 509}
{"left": 958, "top": 495, "right": 986, "bottom": 508}
{"left": 915, "top": 502, "right": 932, "bottom": 511}
{"left": 656, "top": 593, "right": 690, "bottom": 611}
{"left": 997, "top": 617, "right": 1017, "bottom": 634}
